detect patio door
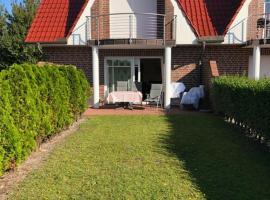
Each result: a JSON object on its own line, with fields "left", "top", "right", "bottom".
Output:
{"left": 106, "top": 58, "right": 132, "bottom": 93}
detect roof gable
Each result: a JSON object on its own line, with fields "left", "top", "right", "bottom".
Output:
{"left": 177, "top": 0, "right": 246, "bottom": 37}
{"left": 25, "top": 0, "right": 88, "bottom": 43}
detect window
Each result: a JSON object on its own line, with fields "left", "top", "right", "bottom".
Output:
{"left": 265, "top": 0, "right": 270, "bottom": 14}
{"left": 106, "top": 58, "right": 132, "bottom": 93}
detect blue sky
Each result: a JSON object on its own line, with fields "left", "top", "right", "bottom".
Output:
{"left": 0, "top": 0, "right": 23, "bottom": 12}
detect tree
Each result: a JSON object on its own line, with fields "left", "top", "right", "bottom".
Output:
{"left": 0, "top": 5, "right": 7, "bottom": 33}
{"left": 0, "top": 0, "right": 41, "bottom": 69}
{"left": 0, "top": 5, "right": 9, "bottom": 69}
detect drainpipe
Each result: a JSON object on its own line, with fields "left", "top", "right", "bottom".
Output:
{"left": 199, "top": 41, "right": 206, "bottom": 85}
{"left": 37, "top": 43, "right": 43, "bottom": 54}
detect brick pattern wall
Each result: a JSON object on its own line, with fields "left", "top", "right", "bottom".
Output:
{"left": 43, "top": 45, "right": 269, "bottom": 99}
{"left": 209, "top": 61, "right": 220, "bottom": 77}
{"left": 157, "top": 0, "right": 165, "bottom": 39}
{"left": 247, "top": 0, "right": 264, "bottom": 40}
{"left": 165, "top": 0, "right": 174, "bottom": 40}
{"left": 172, "top": 45, "right": 252, "bottom": 90}
{"left": 91, "top": 0, "right": 110, "bottom": 40}
{"left": 43, "top": 46, "right": 93, "bottom": 82}
{"left": 172, "top": 46, "right": 201, "bottom": 89}
{"left": 156, "top": 0, "right": 174, "bottom": 40}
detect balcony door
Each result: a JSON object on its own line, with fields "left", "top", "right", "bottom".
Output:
{"left": 109, "top": 0, "right": 157, "bottom": 39}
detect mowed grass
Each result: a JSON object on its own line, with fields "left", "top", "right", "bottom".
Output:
{"left": 10, "top": 115, "right": 270, "bottom": 200}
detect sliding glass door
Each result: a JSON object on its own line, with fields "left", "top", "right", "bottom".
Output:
{"left": 106, "top": 58, "right": 132, "bottom": 93}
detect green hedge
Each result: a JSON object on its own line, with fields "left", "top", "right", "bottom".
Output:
{"left": 212, "top": 76, "right": 270, "bottom": 140}
{"left": 0, "top": 63, "right": 90, "bottom": 175}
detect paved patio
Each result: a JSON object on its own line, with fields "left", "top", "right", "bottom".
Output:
{"left": 83, "top": 105, "right": 195, "bottom": 116}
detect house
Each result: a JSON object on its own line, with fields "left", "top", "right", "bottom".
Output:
{"left": 26, "top": 0, "right": 270, "bottom": 108}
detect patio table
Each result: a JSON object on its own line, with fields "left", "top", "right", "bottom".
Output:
{"left": 106, "top": 91, "right": 143, "bottom": 105}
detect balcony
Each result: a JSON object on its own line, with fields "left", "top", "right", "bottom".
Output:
{"left": 86, "top": 13, "right": 177, "bottom": 47}
{"left": 226, "top": 13, "right": 270, "bottom": 45}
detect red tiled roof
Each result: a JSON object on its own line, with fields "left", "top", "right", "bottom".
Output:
{"left": 25, "top": 0, "right": 88, "bottom": 43}
{"left": 177, "top": 0, "right": 246, "bottom": 37}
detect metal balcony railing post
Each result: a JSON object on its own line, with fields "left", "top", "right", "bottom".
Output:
{"left": 173, "top": 15, "right": 177, "bottom": 40}
{"left": 96, "top": 16, "right": 100, "bottom": 45}
{"left": 242, "top": 21, "right": 245, "bottom": 42}
{"left": 86, "top": 17, "right": 88, "bottom": 41}
{"left": 86, "top": 17, "right": 91, "bottom": 41}
{"left": 264, "top": 14, "right": 267, "bottom": 39}
{"left": 129, "top": 14, "right": 133, "bottom": 44}
{"left": 163, "top": 16, "right": 166, "bottom": 45}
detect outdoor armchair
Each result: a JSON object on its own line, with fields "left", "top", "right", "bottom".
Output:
{"left": 145, "top": 84, "right": 163, "bottom": 108}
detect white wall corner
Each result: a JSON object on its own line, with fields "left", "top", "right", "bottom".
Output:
{"left": 67, "top": 0, "right": 94, "bottom": 45}
{"left": 170, "top": 0, "right": 197, "bottom": 44}
{"left": 223, "top": 0, "right": 253, "bottom": 44}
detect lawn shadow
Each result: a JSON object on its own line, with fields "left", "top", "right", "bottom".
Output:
{"left": 162, "top": 114, "right": 270, "bottom": 200}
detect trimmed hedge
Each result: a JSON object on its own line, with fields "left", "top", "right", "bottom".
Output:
{"left": 212, "top": 76, "right": 270, "bottom": 140}
{"left": 0, "top": 63, "right": 90, "bottom": 175}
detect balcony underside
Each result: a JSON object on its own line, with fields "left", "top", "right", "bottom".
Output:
{"left": 245, "top": 38, "right": 270, "bottom": 48}
{"left": 88, "top": 39, "right": 176, "bottom": 47}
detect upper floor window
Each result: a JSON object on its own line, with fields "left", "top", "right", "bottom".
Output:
{"left": 265, "top": 0, "right": 270, "bottom": 14}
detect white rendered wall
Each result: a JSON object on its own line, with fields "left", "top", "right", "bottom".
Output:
{"left": 170, "top": 0, "right": 197, "bottom": 44}
{"left": 67, "top": 0, "right": 94, "bottom": 45}
{"left": 110, "top": 0, "right": 157, "bottom": 39}
{"left": 249, "top": 55, "right": 270, "bottom": 79}
{"left": 224, "top": 0, "right": 252, "bottom": 44}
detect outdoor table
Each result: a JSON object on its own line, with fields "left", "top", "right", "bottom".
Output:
{"left": 106, "top": 91, "right": 143, "bottom": 107}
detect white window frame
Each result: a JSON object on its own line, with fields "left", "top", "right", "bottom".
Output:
{"left": 265, "top": 0, "right": 270, "bottom": 14}
{"left": 104, "top": 57, "right": 134, "bottom": 96}
{"left": 104, "top": 56, "right": 163, "bottom": 97}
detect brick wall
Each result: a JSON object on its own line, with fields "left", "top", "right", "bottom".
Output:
{"left": 157, "top": 0, "right": 174, "bottom": 40}
{"left": 247, "top": 0, "right": 264, "bottom": 40}
{"left": 172, "top": 45, "right": 251, "bottom": 90}
{"left": 91, "top": 0, "right": 110, "bottom": 40}
{"left": 157, "top": 0, "right": 165, "bottom": 39}
{"left": 165, "top": 0, "right": 174, "bottom": 40}
{"left": 43, "top": 46, "right": 93, "bottom": 82}
{"left": 43, "top": 45, "right": 260, "bottom": 99}
{"left": 172, "top": 46, "right": 201, "bottom": 89}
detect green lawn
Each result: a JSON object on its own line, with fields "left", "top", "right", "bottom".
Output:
{"left": 10, "top": 114, "right": 270, "bottom": 200}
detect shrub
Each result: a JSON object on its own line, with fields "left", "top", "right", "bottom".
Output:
{"left": 0, "top": 70, "right": 21, "bottom": 174}
{"left": 212, "top": 76, "right": 270, "bottom": 140}
{"left": 0, "top": 63, "right": 90, "bottom": 175}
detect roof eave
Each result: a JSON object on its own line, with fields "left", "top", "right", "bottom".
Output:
{"left": 25, "top": 38, "right": 67, "bottom": 45}
{"left": 198, "top": 35, "right": 225, "bottom": 43}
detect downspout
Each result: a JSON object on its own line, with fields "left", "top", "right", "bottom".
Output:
{"left": 197, "top": 35, "right": 224, "bottom": 84}
{"left": 199, "top": 41, "right": 206, "bottom": 85}
{"left": 37, "top": 43, "right": 43, "bottom": 54}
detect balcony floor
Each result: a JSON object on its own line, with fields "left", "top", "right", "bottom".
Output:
{"left": 88, "top": 39, "right": 176, "bottom": 47}
{"left": 245, "top": 38, "right": 270, "bottom": 48}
